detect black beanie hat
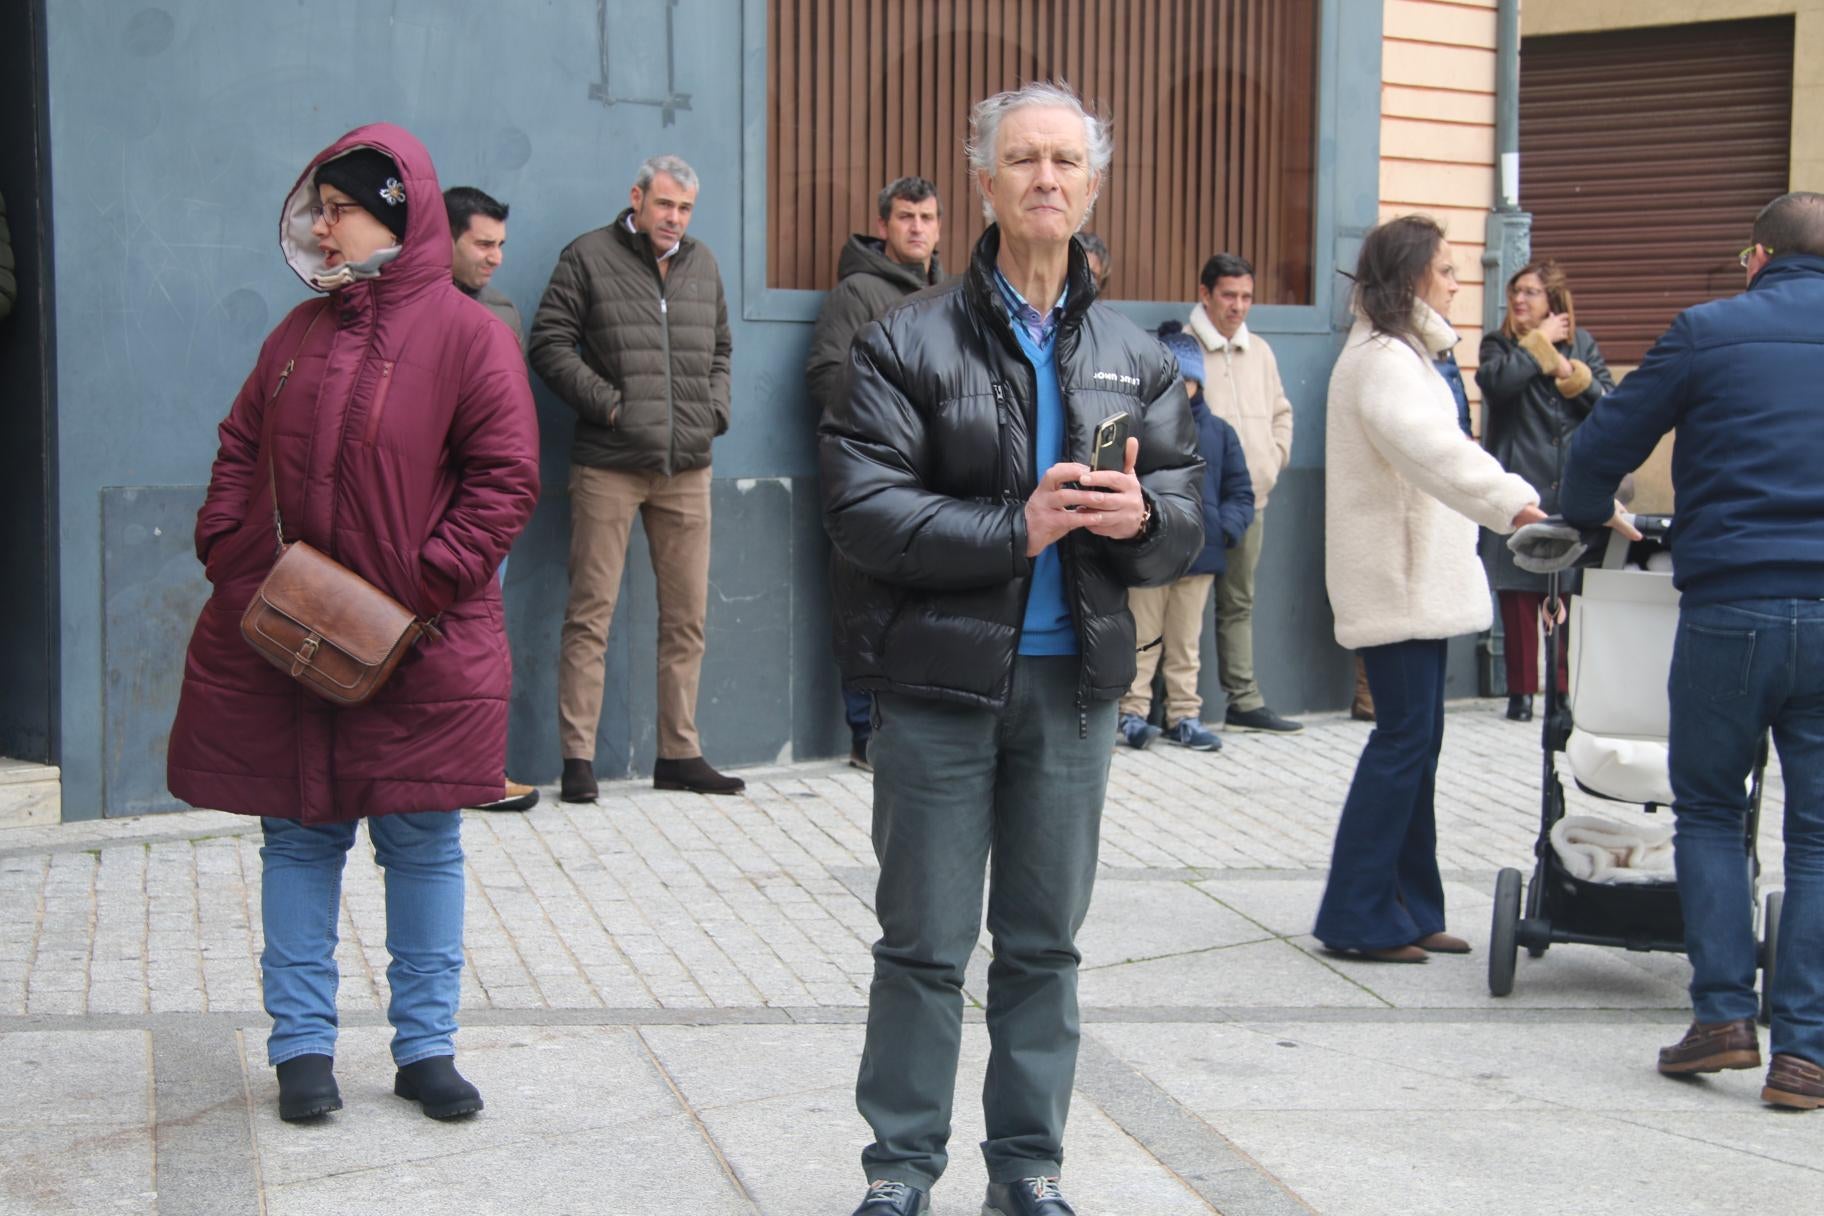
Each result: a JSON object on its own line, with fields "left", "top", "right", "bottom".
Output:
{"left": 313, "top": 148, "right": 409, "bottom": 243}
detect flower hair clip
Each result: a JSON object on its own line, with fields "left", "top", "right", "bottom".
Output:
{"left": 380, "top": 177, "right": 406, "bottom": 206}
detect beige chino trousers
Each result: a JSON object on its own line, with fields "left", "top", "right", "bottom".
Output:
{"left": 1120, "top": 574, "right": 1216, "bottom": 724}
{"left": 558, "top": 464, "right": 712, "bottom": 761}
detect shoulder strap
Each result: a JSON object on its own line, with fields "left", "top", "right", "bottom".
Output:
{"left": 266, "top": 304, "right": 330, "bottom": 548}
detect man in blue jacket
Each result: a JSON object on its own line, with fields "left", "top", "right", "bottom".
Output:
{"left": 1562, "top": 191, "right": 1824, "bottom": 1110}
{"left": 1117, "top": 327, "right": 1254, "bottom": 751}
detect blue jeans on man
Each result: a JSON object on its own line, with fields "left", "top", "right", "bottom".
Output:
{"left": 844, "top": 685, "right": 872, "bottom": 750}
{"left": 260, "top": 811, "right": 466, "bottom": 1067}
{"left": 1669, "top": 598, "right": 1824, "bottom": 1066}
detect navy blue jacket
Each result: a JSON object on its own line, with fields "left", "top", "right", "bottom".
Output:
{"left": 1435, "top": 350, "right": 1472, "bottom": 438}
{"left": 1189, "top": 395, "right": 1255, "bottom": 576}
{"left": 1562, "top": 254, "right": 1824, "bottom": 604}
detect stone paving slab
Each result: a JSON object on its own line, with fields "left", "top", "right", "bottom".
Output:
{"left": 641, "top": 1023, "right": 1218, "bottom": 1216}
{"left": 0, "top": 701, "right": 1806, "bottom": 1215}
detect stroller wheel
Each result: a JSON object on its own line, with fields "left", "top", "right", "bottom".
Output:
{"left": 1761, "top": 889, "right": 1783, "bottom": 1027}
{"left": 1489, "top": 868, "right": 1523, "bottom": 997}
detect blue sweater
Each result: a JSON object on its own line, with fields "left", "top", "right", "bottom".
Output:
{"left": 1189, "top": 399, "right": 1255, "bottom": 576}
{"left": 1011, "top": 319, "right": 1078, "bottom": 655}
{"left": 1562, "top": 254, "right": 1824, "bottom": 604}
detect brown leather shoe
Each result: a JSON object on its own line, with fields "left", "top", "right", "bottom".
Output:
{"left": 1414, "top": 932, "right": 1471, "bottom": 954}
{"left": 559, "top": 759, "right": 599, "bottom": 804}
{"left": 1657, "top": 1019, "right": 1761, "bottom": 1075}
{"left": 653, "top": 755, "right": 746, "bottom": 796}
{"left": 1763, "top": 1053, "right": 1824, "bottom": 1109}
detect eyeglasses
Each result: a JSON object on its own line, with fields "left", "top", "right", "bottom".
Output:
{"left": 1738, "top": 244, "right": 1773, "bottom": 268}
{"left": 310, "top": 199, "right": 363, "bottom": 227}
{"left": 1510, "top": 286, "right": 1547, "bottom": 299}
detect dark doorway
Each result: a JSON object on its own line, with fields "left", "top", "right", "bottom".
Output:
{"left": 0, "top": 0, "right": 57, "bottom": 764}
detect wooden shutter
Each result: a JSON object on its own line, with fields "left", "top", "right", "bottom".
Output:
{"left": 767, "top": 0, "right": 1318, "bottom": 303}
{"left": 1519, "top": 17, "right": 1793, "bottom": 364}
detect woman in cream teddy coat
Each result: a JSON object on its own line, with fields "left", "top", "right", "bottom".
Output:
{"left": 1316, "top": 215, "right": 1542, "bottom": 962}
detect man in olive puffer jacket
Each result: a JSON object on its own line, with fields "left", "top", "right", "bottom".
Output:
{"left": 820, "top": 82, "right": 1202, "bottom": 1216}
{"left": 530, "top": 154, "right": 740, "bottom": 800}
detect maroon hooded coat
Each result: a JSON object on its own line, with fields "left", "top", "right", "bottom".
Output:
{"left": 166, "top": 125, "right": 540, "bottom": 824}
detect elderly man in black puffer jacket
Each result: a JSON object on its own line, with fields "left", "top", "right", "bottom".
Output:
{"left": 820, "top": 82, "right": 1202, "bottom": 1216}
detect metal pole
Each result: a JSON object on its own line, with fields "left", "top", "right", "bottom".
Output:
{"left": 1494, "top": 0, "right": 1521, "bottom": 212}
{"left": 1479, "top": 0, "right": 1532, "bottom": 698}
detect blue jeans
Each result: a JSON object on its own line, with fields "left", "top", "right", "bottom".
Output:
{"left": 260, "top": 811, "right": 466, "bottom": 1067}
{"left": 1669, "top": 598, "right": 1824, "bottom": 1065}
{"left": 843, "top": 685, "right": 873, "bottom": 746}
{"left": 857, "top": 656, "right": 1114, "bottom": 1189}
{"left": 1315, "top": 638, "right": 1449, "bottom": 951}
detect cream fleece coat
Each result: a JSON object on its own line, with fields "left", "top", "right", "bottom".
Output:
{"left": 1325, "top": 303, "right": 1538, "bottom": 649}
{"left": 1186, "top": 305, "right": 1294, "bottom": 510}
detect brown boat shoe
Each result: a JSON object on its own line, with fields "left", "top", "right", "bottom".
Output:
{"left": 1657, "top": 1018, "right": 1761, "bottom": 1076}
{"left": 1763, "top": 1054, "right": 1824, "bottom": 1110}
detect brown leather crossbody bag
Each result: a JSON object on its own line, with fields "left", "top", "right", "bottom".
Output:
{"left": 239, "top": 308, "right": 441, "bottom": 706}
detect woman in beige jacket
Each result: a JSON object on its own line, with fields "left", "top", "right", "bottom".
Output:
{"left": 1315, "top": 215, "right": 1544, "bottom": 962}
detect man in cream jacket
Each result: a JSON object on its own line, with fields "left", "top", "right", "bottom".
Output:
{"left": 1187, "top": 252, "right": 1301, "bottom": 734}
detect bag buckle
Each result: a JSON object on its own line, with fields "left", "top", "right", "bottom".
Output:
{"left": 290, "top": 634, "right": 320, "bottom": 677}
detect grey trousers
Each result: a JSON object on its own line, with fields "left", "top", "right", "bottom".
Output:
{"left": 857, "top": 655, "right": 1116, "bottom": 1189}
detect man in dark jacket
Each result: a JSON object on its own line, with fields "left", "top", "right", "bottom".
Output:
{"left": 1563, "top": 191, "right": 1824, "bottom": 1111}
{"left": 1118, "top": 328, "right": 1253, "bottom": 752}
{"left": 443, "top": 185, "right": 539, "bottom": 815}
{"left": 445, "top": 186, "right": 522, "bottom": 342}
{"left": 530, "top": 154, "right": 741, "bottom": 800}
{"left": 806, "top": 175, "right": 945, "bottom": 770}
{"left": 821, "top": 82, "right": 1203, "bottom": 1216}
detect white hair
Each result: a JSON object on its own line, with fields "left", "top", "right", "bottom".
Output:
{"left": 964, "top": 80, "right": 1113, "bottom": 224}
{"left": 634, "top": 154, "right": 699, "bottom": 194}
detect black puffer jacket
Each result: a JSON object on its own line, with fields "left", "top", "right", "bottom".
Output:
{"left": 819, "top": 227, "right": 1204, "bottom": 715}
{"left": 1477, "top": 325, "right": 1614, "bottom": 591}
{"left": 804, "top": 235, "right": 943, "bottom": 418}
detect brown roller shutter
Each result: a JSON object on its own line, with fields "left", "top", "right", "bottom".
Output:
{"left": 1519, "top": 17, "right": 1792, "bottom": 364}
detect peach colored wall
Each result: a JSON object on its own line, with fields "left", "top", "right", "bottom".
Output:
{"left": 1380, "top": 0, "right": 1499, "bottom": 427}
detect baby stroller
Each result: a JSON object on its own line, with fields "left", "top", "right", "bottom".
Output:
{"left": 1488, "top": 516, "right": 1781, "bottom": 1017}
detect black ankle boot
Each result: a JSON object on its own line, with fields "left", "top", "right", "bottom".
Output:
{"left": 652, "top": 755, "right": 746, "bottom": 795}
{"left": 1506, "top": 694, "right": 1534, "bottom": 722}
{"left": 394, "top": 1056, "right": 483, "bottom": 1120}
{"left": 560, "top": 758, "right": 598, "bottom": 803}
{"left": 276, "top": 1053, "right": 342, "bottom": 1121}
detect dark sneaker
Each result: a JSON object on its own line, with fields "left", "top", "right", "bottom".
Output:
{"left": 394, "top": 1055, "right": 484, "bottom": 1120}
{"left": 1658, "top": 1019, "right": 1761, "bottom": 1075}
{"left": 1505, "top": 694, "right": 1534, "bottom": 722}
{"left": 984, "top": 1177, "right": 1077, "bottom": 1215}
{"left": 1763, "top": 1053, "right": 1824, "bottom": 1109}
{"left": 850, "top": 739, "right": 873, "bottom": 773}
{"left": 1118, "top": 712, "right": 1163, "bottom": 750}
{"left": 468, "top": 779, "right": 539, "bottom": 812}
{"left": 275, "top": 1053, "right": 342, "bottom": 1121}
{"left": 560, "top": 758, "right": 599, "bottom": 804}
{"left": 1165, "top": 717, "right": 1223, "bottom": 752}
{"left": 850, "top": 1178, "right": 930, "bottom": 1215}
{"left": 653, "top": 755, "right": 747, "bottom": 795}
{"left": 1224, "top": 704, "right": 1303, "bottom": 734}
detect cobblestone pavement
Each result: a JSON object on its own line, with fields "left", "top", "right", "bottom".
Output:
{"left": 2, "top": 702, "right": 1810, "bottom": 1216}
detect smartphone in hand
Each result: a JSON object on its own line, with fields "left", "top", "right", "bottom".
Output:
{"left": 1066, "top": 411, "right": 1132, "bottom": 505}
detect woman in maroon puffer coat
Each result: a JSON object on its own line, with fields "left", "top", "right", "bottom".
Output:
{"left": 167, "top": 124, "right": 539, "bottom": 1123}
